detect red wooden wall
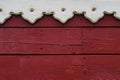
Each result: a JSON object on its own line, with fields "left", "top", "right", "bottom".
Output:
{"left": 0, "top": 15, "right": 120, "bottom": 80}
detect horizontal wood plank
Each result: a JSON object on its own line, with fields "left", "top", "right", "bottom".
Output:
{"left": 0, "top": 28, "right": 82, "bottom": 54}
{"left": 82, "top": 28, "right": 120, "bottom": 54}
{"left": 0, "top": 55, "right": 119, "bottom": 80}
{"left": 0, "top": 28, "right": 120, "bottom": 54}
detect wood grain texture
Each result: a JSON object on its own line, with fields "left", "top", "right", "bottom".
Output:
{"left": 0, "top": 28, "right": 120, "bottom": 54}
{"left": 0, "top": 56, "right": 120, "bottom": 80}
{"left": 82, "top": 28, "right": 120, "bottom": 54}
{"left": 0, "top": 28, "right": 82, "bottom": 54}
{"left": 0, "top": 14, "right": 120, "bottom": 80}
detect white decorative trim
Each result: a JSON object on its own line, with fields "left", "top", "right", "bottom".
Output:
{"left": 0, "top": 0, "right": 120, "bottom": 24}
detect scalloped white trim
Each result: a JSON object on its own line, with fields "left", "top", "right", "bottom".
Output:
{"left": 0, "top": 0, "right": 120, "bottom": 24}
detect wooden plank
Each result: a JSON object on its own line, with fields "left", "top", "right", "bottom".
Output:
{"left": 81, "top": 55, "right": 120, "bottom": 80}
{"left": 0, "top": 55, "right": 120, "bottom": 80}
{"left": 82, "top": 28, "right": 120, "bottom": 54}
{"left": 0, "top": 56, "right": 20, "bottom": 80}
{"left": 0, "top": 28, "right": 82, "bottom": 54}
{"left": 0, "top": 15, "right": 120, "bottom": 27}
{"left": 1, "top": 28, "right": 120, "bottom": 54}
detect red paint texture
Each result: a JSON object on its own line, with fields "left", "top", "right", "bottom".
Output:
{"left": 82, "top": 28, "right": 120, "bottom": 54}
{"left": 0, "top": 56, "right": 120, "bottom": 80}
{"left": 0, "top": 28, "right": 120, "bottom": 54}
{"left": 0, "top": 28, "right": 82, "bottom": 54}
{"left": 0, "top": 15, "right": 120, "bottom": 80}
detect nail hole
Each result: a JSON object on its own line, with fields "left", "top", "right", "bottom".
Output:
{"left": 0, "top": 8, "right": 3, "bottom": 12}
{"left": 30, "top": 8, "right": 34, "bottom": 12}
{"left": 61, "top": 8, "right": 66, "bottom": 12}
{"left": 40, "top": 48, "right": 43, "bottom": 50}
{"left": 92, "top": 7, "right": 96, "bottom": 12}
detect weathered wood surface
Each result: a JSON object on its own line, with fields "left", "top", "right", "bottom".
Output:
{"left": 0, "top": 15, "right": 120, "bottom": 80}
{"left": 0, "top": 28, "right": 120, "bottom": 54}
{"left": 0, "top": 28, "right": 82, "bottom": 54}
{"left": 0, "top": 55, "right": 120, "bottom": 80}
{"left": 82, "top": 28, "right": 120, "bottom": 54}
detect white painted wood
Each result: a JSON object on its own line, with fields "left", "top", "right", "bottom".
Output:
{"left": 0, "top": 0, "right": 120, "bottom": 24}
